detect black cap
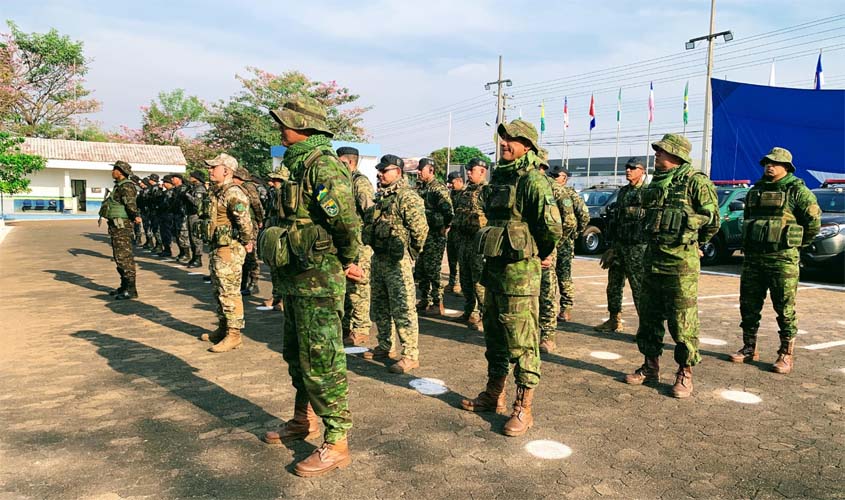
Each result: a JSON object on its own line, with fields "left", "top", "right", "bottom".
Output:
{"left": 625, "top": 157, "right": 645, "bottom": 168}
{"left": 130, "top": 175, "right": 141, "bottom": 183}
{"left": 376, "top": 154, "right": 404, "bottom": 171}
{"left": 336, "top": 146, "right": 359, "bottom": 157}
{"left": 170, "top": 173, "right": 185, "bottom": 182}
{"left": 190, "top": 170, "right": 207, "bottom": 182}
{"left": 547, "top": 165, "right": 569, "bottom": 178}
{"left": 447, "top": 171, "right": 463, "bottom": 182}
{"left": 417, "top": 157, "right": 435, "bottom": 170}
{"left": 148, "top": 173, "right": 160, "bottom": 182}
{"left": 162, "top": 175, "right": 174, "bottom": 183}
{"left": 467, "top": 157, "right": 489, "bottom": 170}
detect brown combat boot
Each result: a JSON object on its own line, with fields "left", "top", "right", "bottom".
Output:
{"left": 388, "top": 357, "right": 419, "bottom": 374}
{"left": 209, "top": 328, "right": 242, "bottom": 353}
{"left": 461, "top": 376, "right": 507, "bottom": 413}
{"left": 200, "top": 322, "right": 226, "bottom": 343}
{"left": 467, "top": 312, "right": 483, "bottom": 332}
{"left": 503, "top": 386, "right": 534, "bottom": 437}
{"left": 263, "top": 401, "right": 320, "bottom": 444}
{"left": 539, "top": 337, "right": 556, "bottom": 354}
{"left": 362, "top": 346, "right": 395, "bottom": 361}
{"left": 451, "top": 283, "right": 462, "bottom": 295}
{"left": 293, "top": 438, "right": 351, "bottom": 477}
{"left": 729, "top": 331, "right": 759, "bottom": 363}
{"left": 557, "top": 309, "right": 571, "bottom": 322}
{"left": 594, "top": 313, "right": 624, "bottom": 333}
{"left": 671, "top": 365, "right": 693, "bottom": 398}
{"left": 423, "top": 302, "right": 445, "bottom": 317}
{"left": 343, "top": 331, "right": 369, "bottom": 347}
{"left": 772, "top": 339, "right": 796, "bottom": 374}
{"left": 624, "top": 357, "right": 660, "bottom": 385}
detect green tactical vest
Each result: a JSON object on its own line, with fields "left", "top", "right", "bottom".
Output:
{"left": 743, "top": 176, "right": 805, "bottom": 251}
{"left": 610, "top": 184, "right": 647, "bottom": 245}
{"left": 454, "top": 183, "right": 487, "bottom": 236}
{"left": 641, "top": 168, "right": 705, "bottom": 246}
{"left": 477, "top": 165, "right": 537, "bottom": 261}
{"left": 100, "top": 179, "right": 132, "bottom": 219}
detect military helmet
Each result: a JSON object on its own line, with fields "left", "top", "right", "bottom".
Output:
{"left": 111, "top": 160, "right": 133, "bottom": 177}
{"left": 376, "top": 154, "right": 404, "bottom": 171}
{"left": 652, "top": 133, "right": 692, "bottom": 164}
{"left": 759, "top": 147, "right": 795, "bottom": 172}
{"left": 204, "top": 153, "right": 239, "bottom": 171}
{"left": 270, "top": 96, "right": 334, "bottom": 138}
{"left": 467, "top": 157, "right": 489, "bottom": 170}
{"left": 497, "top": 119, "right": 540, "bottom": 153}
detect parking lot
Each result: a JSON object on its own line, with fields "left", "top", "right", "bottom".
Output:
{"left": 1, "top": 221, "right": 843, "bottom": 499}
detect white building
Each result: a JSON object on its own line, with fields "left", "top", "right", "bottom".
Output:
{"left": 6, "top": 138, "right": 186, "bottom": 216}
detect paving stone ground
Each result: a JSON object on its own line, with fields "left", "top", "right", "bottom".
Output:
{"left": 1, "top": 220, "right": 843, "bottom": 500}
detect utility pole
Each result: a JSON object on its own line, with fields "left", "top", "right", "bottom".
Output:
{"left": 446, "top": 111, "right": 452, "bottom": 175}
{"left": 485, "top": 55, "right": 512, "bottom": 164}
{"left": 701, "top": 0, "right": 717, "bottom": 176}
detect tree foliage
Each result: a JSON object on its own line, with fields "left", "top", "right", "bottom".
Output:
{"left": 428, "top": 145, "right": 491, "bottom": 180}
{"left": 0, "top": 21, "right": 100, "bottom": 136}
{"left": 0, "top": 131, "right": 46, "bottom": 195}
{"left": 140, "top": 88, "right": 206, "bottom": 145}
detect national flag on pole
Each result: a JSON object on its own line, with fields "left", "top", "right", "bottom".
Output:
{"left": 648, "top": 82, "right": 655, "bottom": 123}
{"left": 814, "top": 52, "right": 824, "bottom": 90}
{"left": 616, "top": 88, "right": 622, "bottom": 123}
{"left": 589, "top": 94, "right": 596, "bottom": 130}
{"left": 540, "top": 101, "right": 546, "bottom": 133}
{"left": 683, "top": 81, "right": 689, "bottom": 125}
{"left": 768, "top": 60, "right": 776, "bottom": 86}
{"left": 563, "top": 97, "right": 570, "bottom": 129}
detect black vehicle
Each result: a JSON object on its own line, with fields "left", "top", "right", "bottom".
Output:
{"left": 700, "top": 180, "right": 750, "bottom": 265}
{"left": 802, "top": 179, "right": 845, "bottom": 276}
{"left": 577, "top": 185, "right": 620, "bottom": 254}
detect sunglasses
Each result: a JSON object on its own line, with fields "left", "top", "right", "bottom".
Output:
{"left": 625, "top": 165, "right": 643, "bottom": 170}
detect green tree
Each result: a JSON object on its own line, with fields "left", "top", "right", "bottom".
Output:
{"left": 0, "top": 132, "right": 46, "bottom": 211}
{"left": 428, "top": 145, "right": 490, "bottom": 181}
{"left": 140, "top": 89, "right": 206, "bottom": 144}
{"left": 0, "top": 21, "right": 100, "bottom": 136}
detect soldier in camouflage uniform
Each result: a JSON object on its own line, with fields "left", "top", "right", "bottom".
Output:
{"left": 453, "top": 158, "right": 488, "bottom": 332}
{"left": 261, "top": 168, "right": 289, "bottom": 311}
{"left": 101, "top": 161, "right": 142, "bottom": 300}
{"left": 415, "top": 158, "right": 454, "bottom": 316}
{"left": 556, "top": 168, "right": 589, "bottom": 321}
{"left": 143, "top": 175, "right": 162, "bottom": 252}
{"left": 130, "top": 176, "right": 144, "bottom": 246}
{"left": 169, "top": 174, "right": 193, "bottom": 263}
{"left": 623, "top": 134, "right": 720, "bottom": 399}
{"left": 461, "top": 120, "right": 562, "bottom": 437}
{"left": 595, "top": 157, "right": 648, "bottom": 333}
{"left": 233, "top": 167, "right": 264, "bottom": 295}
{"left": 260, "top": 97, "right": 361, "bottom": 477}
{"left": 730, "top": 147, "right": 821, "bottom": 374}
{"left": 136, "top": 177, "right": 151, "bottom": 248}
{"left": 184, "top": 170, "right": 207, "bottom": 268}
{"left": 446, "top": 171, "right": 465, "bottom": 295}
{"left": 337, "top": 146, "right": 375, "bottom": 347}
{"left": 363, "top": 154, "right": 429, "bottom": 374}
{"left": 157, "top": 175, "right": 176, "bottom": 258}
{"left": 198, "top": 153, "right": 254, "bottom": 355}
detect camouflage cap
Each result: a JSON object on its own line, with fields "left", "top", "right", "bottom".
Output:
{"left": 268, "top": 168, "right": 290, "bottom": 181}
{"left": 538, "top": 148, "right": 550, "bottom": 168}
{"left": 270, "top": 96, "right": 334, "bottom": 138}
{"left": 170, "top": 173, "right": 185, "bottom": 183}
{"left": 625, "top": 156, "right": 645, "bottom": 169}
{"left": 204, "top": 153, "right": 239, "bottom": 170}
{"left": 759, "top": 147, "right": 795, "bottom": 172}
{"left": 652, "top": 133, "right": 692, "bottom": 164}
{"left": 233, "top": 166, "right": 251, "bottom": 181}
{"left": 111, "top": 160, "right": 133, "bottom": 177}
{"left": 162, "top": 175, "right": 174, "bottom": 184}
{"left": 497, "top": 119, "right": 540, "bottom": 153}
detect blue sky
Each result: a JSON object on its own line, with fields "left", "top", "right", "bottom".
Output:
{"left": 6, "top": 1, "right": 844, "bottom": 160}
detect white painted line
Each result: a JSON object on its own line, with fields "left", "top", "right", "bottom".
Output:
{"left": 0, "top": 226, "right": 14, "bottom": 246}
{"left": 187, "top": 272, "right": 203, "bottom": 276}
{"left": 797, "top": 329, "right": 808, "bottom": 335}
{"left": 573, "top": 275, "right": 607, "bottom": 280}
{"left": 525, "top": 440, "right": 573, "bottom": 460}
{"left": 700, "top": 338, "right": 728, "bottom": 346}
{"left": 409, "top": 378, "right": 448, "bottom": 395}
{"left": 802, "top": 340, "right": 845, "bottom": 351}
{"left": 344, "top": 347, "right": 369, "bottom": 355}
{"left": 255, "top": 306, "right": 273, "bottom": 311}
{"left": 443, "top": 308, "right": 462, "bottom": 315}
{"left": 590, "top": 351, "right": 621, "bottom": 360}
{"left": 700, "top": 270, "right": 845, "bottom": 291}
{"left": 720, "top": 390, "right": 762, "bottom": 404}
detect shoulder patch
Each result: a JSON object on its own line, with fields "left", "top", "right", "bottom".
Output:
{"left": 316, "top": 183, "right": 340, "bottom": 218}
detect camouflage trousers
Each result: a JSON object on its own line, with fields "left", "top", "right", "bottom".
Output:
{"left": 458, "top": 233, "right": 485, "bottom": 316}
{"left": 417, "top": 233, "right": 447, "bottom": 306}
{"left": 636, "top": 272, "right": 701, "bottom": 366}
{"left": 606, "top": 243, "right": 646, "bottom": 315}
{"left": 556, "top": 238, "right": 576, "bottom": 312}
{"left": 210, "top": 243, "right": 246, "bottom": 329}
{"left": 145, "top": 215, "right": 159, "bottom": 248}
{"left": 133, "top": 219, "right": 143, "bottom": 244}
{"left": 343, "top": 244, "right": 373, "bottom": 335}
{"left": 739, "top": 256, "right": 800, "bottom": 342}
{"left": 539, "top": 249, "right": 559, "bottom": 341}
{"left": 108, "top": 220, "right": 136, "bottom": 281}
{"left": 372, "top": 251, "right": 419, "bottom": 360}
{"left": 187, "top": 214, "right": 203, "bottom": 259}
{"left": 175, "top": 215, "right": 191, "bottom": 255}
{"left": 282, "top": 294, "right": 351, "bottom": 444}
{"left": 446, "top": 229, "right": 460, "bottom": 286}
{"left": 243, "top": 224, "right": 260, "bottom": 283}
{"left": 270, "top": 266, "right": 284, "bottom": 301}
{"left": 482, "top": 292, "right": 541, "bottom": 388}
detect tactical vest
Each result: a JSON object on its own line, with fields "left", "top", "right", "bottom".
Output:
{"left": 641, "top": 168, "right": 706, "bottom": 246}
{"left": 742, "top": 177, "right": 804, "bottom": 251}
{"left": 369, "top": 185, "right": 410, "bottom": 262}
{"left": 351, "top": 170, "right": 369, "bottom": 219}
{"left": 419, "top": 180, "right": 447, "bottom": 230}
{"left": 454, "top": 183, "right": 487, "bottom": 236}
{"left": 206, "top": 182, "right": 246, "bottom": 248}
{"left": 610, "top": 184, "right": 647, "bottom": 245}
{"left": 99, "top": 179, "right": 132, "bottom": 219}
{"left": 476, "top": 166, "right": 538, "bottom": 261}
{"left": 550, "top": 182, "right": 577, "bottom": 240}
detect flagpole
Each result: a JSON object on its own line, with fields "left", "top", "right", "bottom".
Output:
{"left": 587, "top": 128, "right": 593, "bottom": 186}
{"left": 613, "top": 88, "right": 621, "bottom": 182}
{"left": 645, "top": 121, "right": 652, "bottom": 173}
{"left": 446, "top": 111, "right": 452, "bottom": 173}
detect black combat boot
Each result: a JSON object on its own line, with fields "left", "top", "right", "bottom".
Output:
{"left": 186, "top": 255, "right": 203, "bottom": 268}
{"left": 115, "top": 279, "right": 138, "bottom": 300}
{"left": 109, "top": 277, "right": 127, "bottom": 296}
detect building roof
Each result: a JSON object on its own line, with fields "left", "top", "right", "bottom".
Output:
{"left": 20, "top": 138, "right": 187, "bottom": 166}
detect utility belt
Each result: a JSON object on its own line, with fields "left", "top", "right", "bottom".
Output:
{"left": 257, "top": 221, "right": 335, "bottom": 270}
{"left": 473, "top": 220, "right": 537, "bottom": 261}
{"left": 743, "top": 218, "right": 803, "bottom": 251}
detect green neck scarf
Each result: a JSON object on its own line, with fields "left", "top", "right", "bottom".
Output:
{"left": 494, "top": 150, "right": 537, "bottom": 180}
{"left": 282, "top": 134, "right": 333, "bottom": 169}
{"left": 650, "top": 162, "right": 691, "bottom": 189}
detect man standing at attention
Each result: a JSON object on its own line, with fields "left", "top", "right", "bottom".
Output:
{"left": 101, "top": 160, "right": 142, "bottom": 300}
{"left": 624, "top": 134, "right": 719, "bottom": 398}
{"left": 415, "top": 158, "right": 454, "bottom": 317}
{"left": 452, "top": 159, "right": 488, "bottom": 332}
{"left": 445, "top": 170, "right": 465, "bottom": 296}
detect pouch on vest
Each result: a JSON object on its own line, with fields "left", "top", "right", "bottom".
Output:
{"left": 192, "top": 219, "right": 211, "bottom": 243}
{"left": 98, "top": 203, "right": 108, "bottom": 218}
{"left": 784, "top": 224, "right": 804, "bottom": 248}
{"left": 506, "top": 221, "right": 536, "bottom": 260}
{"left": 544, "top": 195, "right": 562, "bottom": 225}
{"left": 288, "top": 224, "right": 318, "bottom": 269}
{"left": 759, "top": 191, "right": 785, "bottom": 208}
{"left": 212, "top": 225, "right": 232, "bottom": 247}
{"left": 475, "top": 226, "right": 505, "bottom": 258}
{"left": 426, "top": 210, "right": 445, "bottom": 230}
{"left": 488, "top": 185, "right": 516, "bottom": 209}
{"left": 281, "top": 182, "right": 300, "bottom": 217}
{"left": 257, "top": 226, "right": 290, "bottom": 269}
{"left": 465, "top": 212, "right": 487, "bottom": 235}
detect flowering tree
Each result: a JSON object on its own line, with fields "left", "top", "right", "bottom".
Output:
{"left": 0, "top": 21, "right": 100, "bottom": 137}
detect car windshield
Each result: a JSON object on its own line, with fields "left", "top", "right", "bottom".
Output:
{"left": 581, "top": 190, "right": 615, "bottom": 207}
{"left": 814, "top": 191, "right": 845, "bottom": 213}
{"left": 717, "top": 189, "right": 737, "bottom": 206}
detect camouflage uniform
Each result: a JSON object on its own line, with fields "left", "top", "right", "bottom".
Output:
{"left": 263, "top": 168, "right": 290, "bottom": 305}
{"left": 557, "top": 185, "right": 589, "bottom": 316}
{"left": 269, "top": 97, "right": 360, "bottom": 447}
{"left": 365, "top": 161, "right": 428, "bottom": 362}
{"left": 415, "top": 167, "right": 453, "bottom": 309}
{"left": 158, "top": 180, "right": 176, "bottom": 257}
{"left": 453, "top": 179, "right": 487, "bottom": 320}
{"left": 172, "top": 179, "right": 192, "bottom": 261}
{"left": 101, "top": 161, "right": 140, "bottom": 299}
{"left": 446, "top": 182, "right": 463, "bottom": 290}
{"left": 145, "top": 178, "right": 163, "bottom": 252}
{"left": 344, "top": 168, "right": 375, "bottom": 338}
{"left": 734, "top": 148, "right": 821, "bottom": 372}
{"left": 603, "top": 177, "right": 647, "bottom": 319}
{"left": 628, "top": 134, "right": 720, "bottom": 398}
{"left": 184, "top": 171, "right": 208, "bottom": 267}
{"left": 236, "top": 173, "right": 265, "bottom": 292}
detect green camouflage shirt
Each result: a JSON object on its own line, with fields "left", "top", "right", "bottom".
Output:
{"left": 416, "top": 177, "right": 454, "bottom": 230}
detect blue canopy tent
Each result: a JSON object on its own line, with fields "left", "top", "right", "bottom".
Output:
{"left": 711, "top": 78, "right": 845, "bottom": 188}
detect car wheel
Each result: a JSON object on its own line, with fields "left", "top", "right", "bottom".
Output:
{"left": 579, "top": 226, "right": 602, "bottom": 255}
{"left": 700, "top": 236, "right": 724, "bottom": 266}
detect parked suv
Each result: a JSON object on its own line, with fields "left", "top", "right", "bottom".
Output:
{"left": 577, "top": 185, "right": 620, "bottom": 254}
{"left": 802, "top": 179, "right": 845, "bottom": 276}
{"left": 700, "top": 180, "right": 750, "bottom": 265}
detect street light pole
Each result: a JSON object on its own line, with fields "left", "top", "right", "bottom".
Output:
{"left": 701, "top": 0, "right": 717, "bottom": 176}
{"left": 485, "top": 56, "right": 512, "bottom": 164}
